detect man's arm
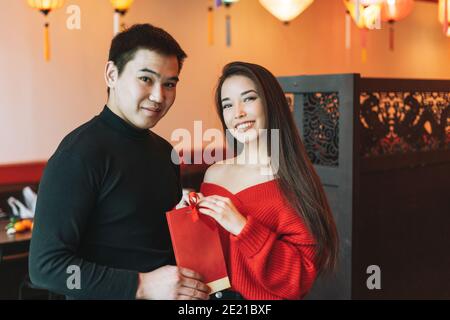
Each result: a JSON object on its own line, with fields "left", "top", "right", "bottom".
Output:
{"left": 29, "top": 149, "right": 210, "bottom": 300}
{"left": 29, "top": 150, "right": 138, "bottom": 299}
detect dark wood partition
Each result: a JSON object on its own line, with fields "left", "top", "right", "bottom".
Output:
{"left": 278, "top": 74, "right": 450, "bottom": 299}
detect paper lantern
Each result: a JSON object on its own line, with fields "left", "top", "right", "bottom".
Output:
{"left": 27, "top": 0, "right": 64, "bottom": 13}
{"left": 259, "top": 0, "right": 314, "bottom": 24}
{"left": 27, "top": 0, "right": 64, "bottom": 62}
{"left": 110, "top": 0, "right": 134, "bottom": 35}
{"left": 111, "top": 0, "right": 133, "bottom": 13}
{"left": 343, "top": 0, "right": 382, "bottom": 63}
{"left": 380, "top": 0, "right": 414, "bottom": 51}
{"left": 438, "top": 0, "right": 450, "bottom": 37}
{"left": 343, "top": 0, "right": 382, "bottom": 30}
{"left": 381, "top": 0, "right": 414, "bottom": 21}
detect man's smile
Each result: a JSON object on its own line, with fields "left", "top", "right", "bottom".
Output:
{"left": 140, "top": 105, "right": 162, "bottom": 116}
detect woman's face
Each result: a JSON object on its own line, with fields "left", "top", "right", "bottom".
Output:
{"left": 220, "top": 75, "right": 267, "bottom": 144}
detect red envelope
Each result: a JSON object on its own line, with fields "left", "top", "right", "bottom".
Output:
{"left": 166, "top": 192, "right": 230, "bottom": 294}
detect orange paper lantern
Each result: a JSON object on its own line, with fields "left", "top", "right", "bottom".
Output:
{"left": 380, "top": 0, "right": 414, "bottom": 51}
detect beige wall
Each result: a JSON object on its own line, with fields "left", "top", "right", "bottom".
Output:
{"left": 0, "top": 0, "right": 449, "bottom": 164}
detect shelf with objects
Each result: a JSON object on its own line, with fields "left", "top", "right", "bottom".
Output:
{"left": 0, "top": 163, "right": 59, "bottom": 299}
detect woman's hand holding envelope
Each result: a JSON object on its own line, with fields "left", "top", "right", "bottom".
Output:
{"left": 198, "top": 195, "right": 247, "bottom": 236}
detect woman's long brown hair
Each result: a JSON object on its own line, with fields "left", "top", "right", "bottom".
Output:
{"left": 215, "top": 61, "right": 339, "bottom": 274}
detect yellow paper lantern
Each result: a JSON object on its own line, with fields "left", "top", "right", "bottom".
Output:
{"left": 438, "top": 0, "right": 450, "bottom": 37}
{"left": 110, "top": 0, "right": 134, "bottom": 13}
{"left": 27, "top": 0, "right": 64, "bottom": 12}
{"left": 27, "top": 0, "right": 64, "bottom": 62}
{"left": 343, "top": 0, "right": 382, "bottom": 30}
{"left": 343, "top": 0, "right": 383, "bottom": 63}
{"left": 259, "top": 0, "right": 314, "bottom": 24}
{"left": 110, "top": 0, "right": 134, "bottom": 35}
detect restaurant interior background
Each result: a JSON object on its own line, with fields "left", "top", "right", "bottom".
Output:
{"left": 0, "top": 0, "right": 449, "bottom": 300}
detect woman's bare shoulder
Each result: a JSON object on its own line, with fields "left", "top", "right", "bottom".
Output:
{"left": 203, "top": 158, "right": 237, "bottom": 183}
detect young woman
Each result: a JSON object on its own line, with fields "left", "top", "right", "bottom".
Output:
{"left": 195, "top": 61, "right": 339, "bottom": 300}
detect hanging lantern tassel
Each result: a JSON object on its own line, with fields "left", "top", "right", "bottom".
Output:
{"left": 114, "top": 11, "right": 120, "bottom": 35}
{"left": 226, "top": 14, "right": 231, "bottom": 47}
{"left": 444, "top": 0, "right": 449, "bottom": 35}
{"left": 110, "top": 0, "right": 134, "bottom": 35}
{"left": 27, "top": 0, "right": 65, "bottom": 62}
{"left": 44, "top": 22, "right": 50, "bottom": 62}
{"left": 360, "top": 28, "right": 367, "bottom": 63}
{"left": 389, "top": 20, "right": 395, "bottom": 51}
{"left": 345, "top": 9, "right": 351, "bottom": 50}
{"left": 221, "top": 0, "right": 240, "bottom": 46}
{"left": 355, "top": 0, "right": 360, "bottom": 24}
{"left": 208, "top": 5, "right": 214, "bottom": 45}
{"left": 40, "top": 11, "right": 52, "bottom": 62}
{"left": 113, "top": 10, "right": 128, "bottom": 35}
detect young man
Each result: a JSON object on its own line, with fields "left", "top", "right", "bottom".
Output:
{"left": 29, "top": 24, "right": 210, "bottom": 300}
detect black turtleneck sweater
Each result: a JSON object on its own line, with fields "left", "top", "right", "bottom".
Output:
{"left": 29, "top": 106, "right": 182, "bottom": 299}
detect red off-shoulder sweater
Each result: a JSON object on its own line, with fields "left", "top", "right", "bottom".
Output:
{"left": 200, "top": 180, "right": 317, "bottom": 300}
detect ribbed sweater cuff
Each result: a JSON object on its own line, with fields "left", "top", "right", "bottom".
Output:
{"left": 232, "top": 215, "right": 272, "bottom": 258}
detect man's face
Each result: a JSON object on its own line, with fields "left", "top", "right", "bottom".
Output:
{"left": 106, "top": 49, "right": 180, "bottom": 129}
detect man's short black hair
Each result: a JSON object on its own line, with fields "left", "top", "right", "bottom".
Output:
{"left": 107, "top": 24, "right": 187, "bottom": 93}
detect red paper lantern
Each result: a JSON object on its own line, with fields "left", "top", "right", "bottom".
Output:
{"left": 380, "top": 0, "right": 414, "bottom": 51}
